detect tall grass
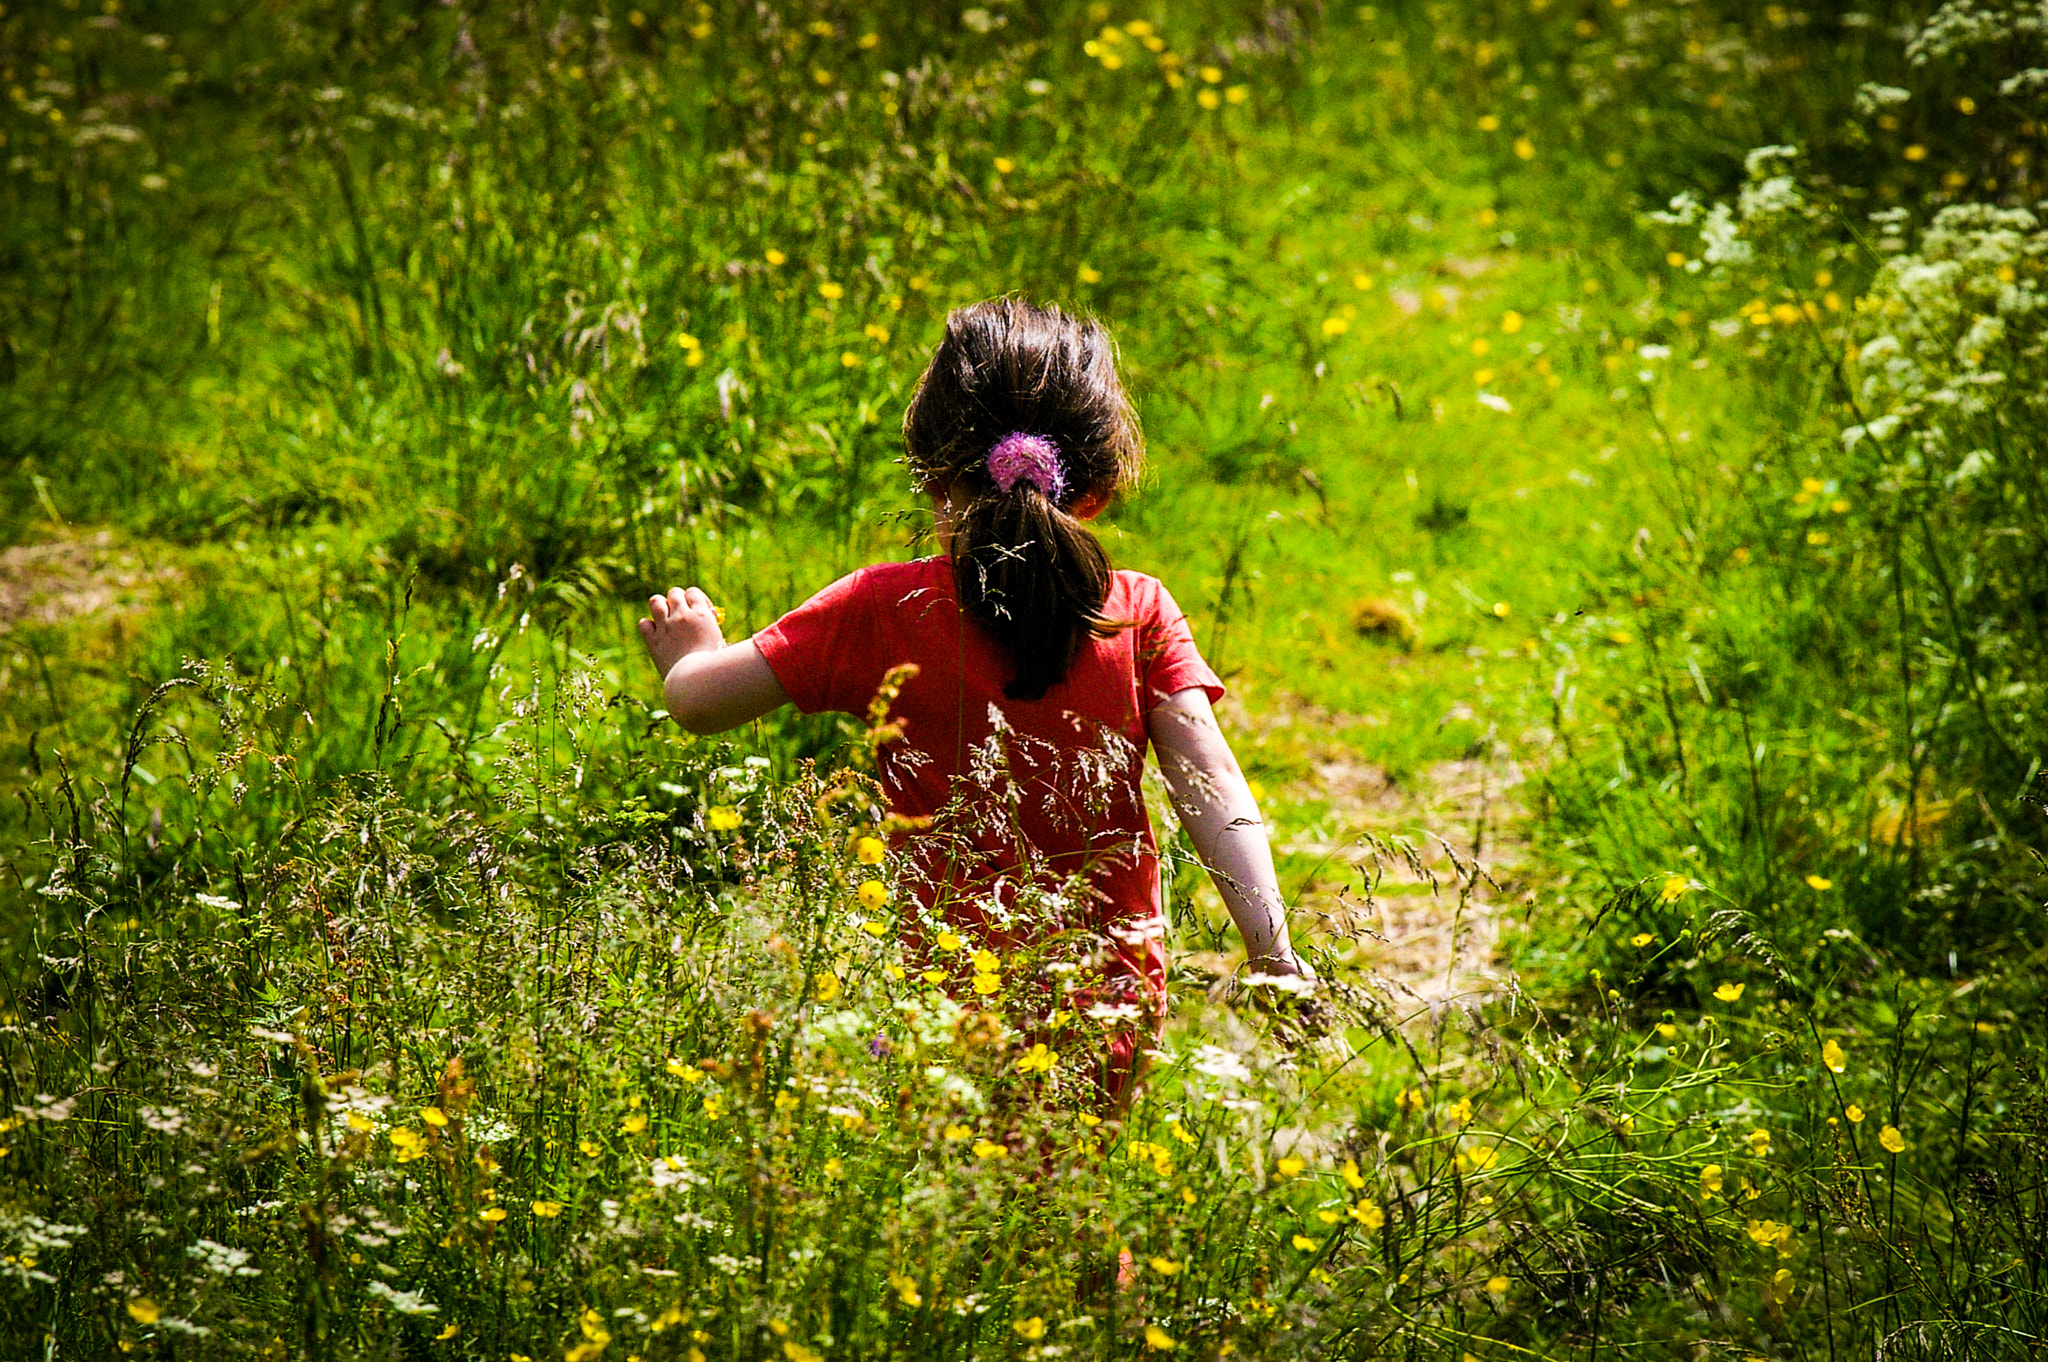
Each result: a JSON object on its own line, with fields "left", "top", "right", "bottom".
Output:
{"left": 3, "top": 0, "right": 2046, "bottom": 1357}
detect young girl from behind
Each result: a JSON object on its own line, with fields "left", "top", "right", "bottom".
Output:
{"left": 639, "top": 297, "right": 1310, "bottom": 1108}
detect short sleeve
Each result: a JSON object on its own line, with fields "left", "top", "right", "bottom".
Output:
{"left": 1134, "top": 576, "right": 1225, "bottom": 710}
{"left": 752, "top": 568, "right": 887, "bottom": 716}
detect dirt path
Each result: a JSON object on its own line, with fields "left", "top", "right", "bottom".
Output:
{"left": 0, "top": 532, "right": 177, "bottom": 636}
{"left": 1236, "top": 693, "right": 1531, "bottom": 1006}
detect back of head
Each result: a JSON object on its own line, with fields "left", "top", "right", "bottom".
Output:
{"left": 903, "top": 298, "right": 1143, "bottom": 702}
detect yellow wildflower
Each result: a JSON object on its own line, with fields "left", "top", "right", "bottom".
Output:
{"left": 823, "top": 1157, "right": 843, "bottom": 1180}
{"left": 1350, "top": 1200, "right": 1385, "bottom": 1229}
{"left": 1656, "top": 1022, "right": 1678, "bottom": 1039}
{"left": 1144, "top": 1325, "right": 1178, "bottom": 1352}
{"left": 855, "top": 836, "right": 886, "bottom": 864}
{"left": 1149, "top": 1256, "right": 1181, "bottom": 1275}
{"left": 1821, "top": 1038, "right": 1845, "bottom": 1073}
{"left": 1486, "top": 1275, "right": 1510, "bottom": 1296}
{"left": 578, "top": 1139, "right": 602, "bottom": 1158}
{"left": 1748, "top": 1128, "right": 1772, "bottom": 1157}
{"left": 420, "top": 1106, "right": 449, "bottom": 1129}
{"left": 532, "top": 1200, "right": 562, "bottom": 1217}
{"left": 1500, "top": 309, "right": 1524, "bottom": 334}
{"left": 765, "top": 249, "right": 787, "bottom": 266}
{"left": 1513, "top": 136, "right": 1536, "bottom": 159}
{"left": 1291, "top": 1234, "right": 1318, "bottom": 1251}
{"left": 1445, "top": 1097, "right": 1474, "bottom": 1125}
{"left": 934, "top": 931, "right": 961, "bottom": 952}
{"left": 1321, "top": 316, "right": 1351, "bottom": 336}
{"left": 708, "top": 806, "right": 742, "bottom": 831}
{"left": 972, "top": 973, "right": 1000, "bottom": 996}
{"left": 1631, "top": 933, "right": 1655, "bottom": 948}
{"left": 1352, "top": 273, "right": 1374, "bottom": 290}
{"left": 1013, "top": 1317, "right": 1045, "bottom": 1340}
{"left": 857, "top": 881, "right": 888, "bottom": 910}
{"left": 1845, "top": 1103, "right": 1865, "bottom": 1123}
{"left": 972, "top": 1139, "right": 1009, "bottom": 1160}
{"left": 860, "top": 920, "right": 886, "bottom": 937}
{"left": 1225, "top": 84, "right": 1250, "bottom": 103}
{"left": 942, "top": 1123, "right": 974, "bottom": 1141}
{"left": 1660, "top": 875, "right": 1691, "bottom": 902}
{"left": 993, "top": 157, "right": 1015, "bottom": 174}
{"left": 1805, "top": 874, "right": 1833, "bottom": 890}
{"left": 1340, "top": 1159, "right": 1366, "bottom": 1190}
{"left": 1700, "top": 1164, "right": 1723, "bottom": 1196}
{"left": 620, "top": 1112, "right": 647, "bottom": 1135}
{"left": 1879, "top": 1125, "right": 1906, "bottom": 1154}
{"left": 1015, "top": 1044, "right": 1058, "bottom": 1074}
{"left": 1078, "top": 265, "right": 1103, "bottom": 283}
{"left": 1196, "top": 89, "right": 1221, "bottom": 109}
{"left": 1276, "top": 1156, "right": 1306, "bottom": 1178}
{"left": 666, "top": 1059, "right": 704, "bottom": 1082}
{"left": 127, "top": 1299, "right": 161, "bottom": 1325}
{"left": 1199, "top": 65, "right": 1223, "bottom": 82}
{"left": 480, "top": 1206, "right": 507, "bottom": 1223}
{"left": 818, "top": 281, "right": 844, "bottom": 301}
{"left": 813, "top": 972, "right": 842, "bottom": 1002}
{"left": 1714, "top": 982, "right": 1746, "bottom": 1002}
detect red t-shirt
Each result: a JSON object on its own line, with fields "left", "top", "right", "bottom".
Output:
{"left": 753, "top": 557, "right": 1223, "bottom": 992}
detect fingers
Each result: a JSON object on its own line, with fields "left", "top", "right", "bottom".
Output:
{"left": 644, "top": 587, "right": 723, "bottom": 626}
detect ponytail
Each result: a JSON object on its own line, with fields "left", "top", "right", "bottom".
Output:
{"left": 902, "top": 297, "right": 1145, "bottom": 702}
{"left": 954, "top": 487, "right": 1122, "bottom": 702}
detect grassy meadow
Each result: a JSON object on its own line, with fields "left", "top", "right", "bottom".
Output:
{"left": 3, "top": 0, "right": 2045, "bottom": 1357}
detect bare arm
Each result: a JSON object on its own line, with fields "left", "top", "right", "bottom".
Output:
{"left": 638, "top": 587, "right": 790, "bottom": 734}
{"left": 1146, "top": 687, "right": 1311, "bottom": 976}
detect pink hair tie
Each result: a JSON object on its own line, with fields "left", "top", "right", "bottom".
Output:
{"left": 985, "top": 432, "right": 1066, "bottom": 502}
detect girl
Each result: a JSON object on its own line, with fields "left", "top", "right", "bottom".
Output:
{"left": 638, "top": 298, "right": 1310, "bottom": 1104}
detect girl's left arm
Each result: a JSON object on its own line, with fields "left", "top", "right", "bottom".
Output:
{"left": 639, "top": 586, "right": 791, "bottom": 734}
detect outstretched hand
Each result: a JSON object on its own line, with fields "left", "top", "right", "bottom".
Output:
{"left": 638, "top": 586, "right": 726, "bottom": 680}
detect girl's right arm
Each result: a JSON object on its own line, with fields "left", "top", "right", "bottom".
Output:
{"left": 639, "top": 586, "right": 791, "bottom": 734}
{"left": 1146, "top": 687, "right": 1312, "bottom": 978}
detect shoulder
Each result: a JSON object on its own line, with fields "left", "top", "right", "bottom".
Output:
{"left": 1110, "top": 569, "right": 1184, "bottom": 618}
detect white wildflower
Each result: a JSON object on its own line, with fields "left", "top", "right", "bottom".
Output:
{"left": 1739, "top": 175, "right": 1802, "bottom": 221}
{"left": 185, "top": 1239, "right": 261, "bottom": 1278}
{"left": 1853, "top": 82, "right": 1911, "bottom": 114}
{"left": 1700, "top": 203, "right": 1752, "bottom": 265}
{"left": 364, "top": 1281, "right": 439, "bottom": 1315}
{"left": 1189, "top": 1045, "right": 1253, "bottom": 1084}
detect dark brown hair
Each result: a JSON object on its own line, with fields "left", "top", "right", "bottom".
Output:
{"left": 903, "top": 298, "right": 1143, "bottom": 702}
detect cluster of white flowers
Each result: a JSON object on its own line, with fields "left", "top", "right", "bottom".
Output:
{"left": 185, "top": 1238, "right": 261, "bottom": 1278}
{"left": 364, "top": 1280, "right": 439, "bottom": 1315}
{"left": 1845, "top": 203, "right": 2044, "bottom": 462}
{"left": 1907, "top": 0, "right": 2048, "bottom": 62}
